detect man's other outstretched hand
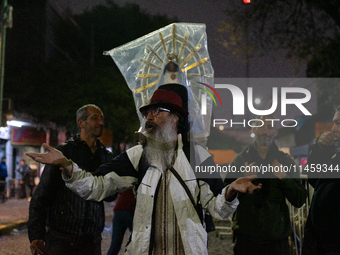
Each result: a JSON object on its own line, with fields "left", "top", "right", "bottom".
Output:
{"left": 225, "top": 176, "right": 262, "bottom": 202}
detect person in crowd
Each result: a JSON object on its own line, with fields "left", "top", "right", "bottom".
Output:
{"left": 302, "top": 105, "right": 340, "bottom": 255}
{"left": 23, "top": 163, "right": 37, "bottom": 201}
{"left": 28, "top": 104, "right": 113, "bottom": 255}
{"left": 112, "top": 142, "right": 127, "bottom": 157}
{"left": 0, "top": 156, "right": 8, "bottom": 202}
{"left": 0, "top": 156, "right": 7, "bottom": 181}
{"left": 225, "top": 115, "right": 307, "bottom": 255}
{"left": 28, "top": 84, "right": 262, "bottom": 255}
{"left": 107, "top": 142, "right": 136, "bottom": 255}
{"left": 107, "top": 188, "right": 136, "bottom": 255}
{"left": 16, "top": 159, "right": 30, "bottom": 199}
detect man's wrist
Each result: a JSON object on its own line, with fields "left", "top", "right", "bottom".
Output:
{"left": 60, "top": 158, "right": 72, "bottom": 168}
{"left": 61, "top": 161, "right": 73, "bottom": 178}
{"left": 59, "top": 159, "right": 73, "bottom": 177}
{"left": 225, "top": 185, "right": 237, "bottom": 202}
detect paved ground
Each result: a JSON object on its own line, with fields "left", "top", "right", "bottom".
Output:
{"left": 0, "top": 199, "right": 233, "bottom": 255}
{"left": 0, "top": 199, "right": 30, "bottom": 236}
{"left": 0, "top": 199, "right": 122, "bottom": 255}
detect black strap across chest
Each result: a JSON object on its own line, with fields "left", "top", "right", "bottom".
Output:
{"left": 169, "top": 166, "right": 203, "bottom": 223}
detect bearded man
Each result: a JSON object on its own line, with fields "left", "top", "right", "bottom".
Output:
{"left": 27, "top": 84, "right": 261, "bottom": 255}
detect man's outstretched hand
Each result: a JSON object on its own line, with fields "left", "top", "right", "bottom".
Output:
{"left": 27, "top": 143, "right": 69, "bottom": 167}
{"left": 225, "top": 175, "right": 262, "bottom": 202}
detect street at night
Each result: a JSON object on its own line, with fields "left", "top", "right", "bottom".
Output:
{"left": 0, "top": 0, "right": 339, "bottom": 254}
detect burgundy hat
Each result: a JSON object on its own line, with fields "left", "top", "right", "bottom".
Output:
{"left": 139, "top": 88, "right": 189, "bottom": 117}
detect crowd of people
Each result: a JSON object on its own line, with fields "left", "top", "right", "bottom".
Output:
{"left": 27, "top": 89, "right": 260, "bottom": 255}
{"left": 0, "top": 157, "right": 37, "bottom": 202}
{"left": 24, "top": 83, "right": 340, "bottom": 255}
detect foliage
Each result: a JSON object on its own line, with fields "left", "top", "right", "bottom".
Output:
{"left": 307, "top": 34, "right": 340, "bottom": 77}
{"left": 218, "top": 0, "right": 340, "bottom": 121}
{"left": 307, "top": 35, "right": 340, "bottom": 121}
{"left": 49, "top": 1, "right": 175, "bottom": 67}
{"left": 12, "top": 1, "right": 176, "bottom": 144}
{"left": 218, "top": 0, "right": 340, "bottom": 62}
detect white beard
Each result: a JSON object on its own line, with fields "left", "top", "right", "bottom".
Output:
{"left": 144, "top": 116, "right": 178, "bottom": 172}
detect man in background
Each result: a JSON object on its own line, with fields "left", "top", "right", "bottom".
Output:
{"left": 16, "top": 159, "right": 30, "bottom": 199}
{"left": 0, "top": 157, "right": 7, "bottom": 181}
{"left": 28, "top": 104, "right": 113, "bottom": 255}
{"left": 303, "top": 105, "right": 340, "bottom": 254}
{"left": 0, "top": 156, "right": 8, "bottom": 202}
{"left": 225, "top": 115, "right": 307, "bottom": 255}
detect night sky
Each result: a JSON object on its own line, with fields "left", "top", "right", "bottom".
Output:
{"left": 53, "top": 0, "right": 307, "bottom": 78}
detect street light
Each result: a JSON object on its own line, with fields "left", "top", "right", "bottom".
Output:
{"left": 7, "top": 120, "right": 31, "bottom": 128}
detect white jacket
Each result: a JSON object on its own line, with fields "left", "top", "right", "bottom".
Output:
{"left": 64, "top": 140, "right": 239, "bottom": 255}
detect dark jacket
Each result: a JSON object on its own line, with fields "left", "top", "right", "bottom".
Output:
{"left": 303, "top": 144, "right": 340, "bottom": 254}
{"left": 0, "top": 162, "right": 7, "bottom": 181}
{"left": 28, "top": 135, "right": 113, "bottom": 241}
{"left": 19, "top": 164, "right": 30, "bottom": 182}
{"left": 225, "top": 142, "right": 307, "bottom": 244}
{"left": 23, "top": 166, "right": 36, "bottom": 187}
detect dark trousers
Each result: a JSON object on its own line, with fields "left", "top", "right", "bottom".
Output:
{"left": 234, "top": 234, "right": 290, "bottom": 255}
{"left": 107, "top": 211, "right": 133, "bottom": 255}
{"left": 17, "top": 182, "right": 26, "bottom": 199}
{"left": 45, "top": 229, "right": 102, "bottom": 255}
{"left": 25, "top": 184, "right": 35, "bottom": 198}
